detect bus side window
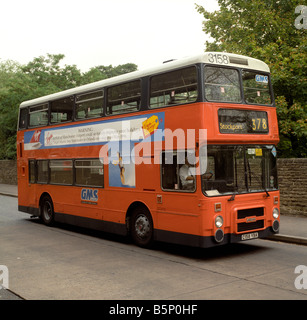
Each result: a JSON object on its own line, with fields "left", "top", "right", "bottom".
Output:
{"left": 75, "top": 90, "right": 104, "bottom": 120}
{"left": 29, "top": 160, "right": 36, "bottom": 183}
{"left": 161, "top": 151, "right": 196, "bottom": 192}
{"left": 19, "top": 107, "right": 28, "bottom": 129}
{"left": 106, "top": 80, "right": 141, "bottom": 115}
{"left": 161, "top": 152, "right": 177, "bottom": 190}
{"left": 75, "top": 159, "right": 104, "bottom": 187}
{"left": 150, "top": 67, "right": 198, "bottom": 109}
{"left": 37, "top": 160, "right": 49, "bottom": 184}
{"left": 50, "top": 96, "right": 74, "bottom": 124}
{"left": 49, "top": 160, "right": 73, "bottom": 185}
{"left": 29, "top": 104, "right": 48, "bottom": 127}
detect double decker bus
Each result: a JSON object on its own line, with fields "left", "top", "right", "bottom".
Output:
{"left": 17, "top": 52, "right": 280, "bottom": 248}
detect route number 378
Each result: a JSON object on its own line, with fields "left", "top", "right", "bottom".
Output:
{"left": 252, "top": 118, "right": 267, "bottom": 131}
{"left": 208, "top": 53, "right": 229, "bottom": 65}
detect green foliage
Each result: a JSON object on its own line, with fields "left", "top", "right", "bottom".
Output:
{"left": 196, "top": 0, "right": 307, "bottom": 157}
{"left": 0, "top": 54, "right": 137, "bottom": 159}
{"left": 82, "top": 63, "right": 138, "bottom": 84}
{"left": 0, "top": 61, "right": 33, "bottom": 159}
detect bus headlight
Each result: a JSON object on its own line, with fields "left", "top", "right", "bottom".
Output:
{"left": 215, "top": 215, "right": 224, "bottom": 228}
{"left": 273, "top": 208, "right": 279, "bottom": 219}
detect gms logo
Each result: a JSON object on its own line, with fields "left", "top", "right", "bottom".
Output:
{"left": 81, "top": 188, "right": 98, "bottom": 204}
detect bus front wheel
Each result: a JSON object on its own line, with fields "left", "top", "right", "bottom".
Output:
{"left": 40, "top": 195, "right": 55, "bottom": 226}
{"left": 130, "top": 207, "right": 154, "bottom": 248}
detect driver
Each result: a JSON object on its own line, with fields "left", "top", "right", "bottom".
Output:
{"left": 179, "top": 157, "right": 195, "bottom": 190}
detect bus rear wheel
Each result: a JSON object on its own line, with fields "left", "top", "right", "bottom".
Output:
{"left": 130, "top": 207, "right": 154, "bottom": 248}
{"left": 40, "top": 195, "right": 55, "bottom": 226}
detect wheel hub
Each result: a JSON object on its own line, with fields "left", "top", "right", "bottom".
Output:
{"left": 43, "top": 201, "right": 52, "bottom": 220}
{"left": 135, "top": 215, "right": 150, "bottom": 238}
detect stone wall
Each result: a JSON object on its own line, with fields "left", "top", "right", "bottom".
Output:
{"left": 0, "top": 158, "right": 306, "bottom": 216}
{"left": 0, "top": 160, "right": 17, "bottom": 185}
{"left": 277, "top": 158, "right": 307, "bottom": 217}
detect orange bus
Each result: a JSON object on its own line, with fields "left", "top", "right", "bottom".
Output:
{"left": 17, "top": 53, "right": 280, "bottom": 248}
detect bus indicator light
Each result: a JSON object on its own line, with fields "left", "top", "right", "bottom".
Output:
{"left": 215, "top": 203, "right": 222, "bottom": 212}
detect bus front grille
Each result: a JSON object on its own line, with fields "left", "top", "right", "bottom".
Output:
{"left": 236, "top": 207, "right": 265, "bottom": 233}
{"left": 237, "top": 207, "right": 264, "bottom": 219}
{"left": 237, "top": 220, "right": 264, "bottom": 232}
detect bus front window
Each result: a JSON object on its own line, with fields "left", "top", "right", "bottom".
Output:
{"left": 242, "top": 71, "right": 272, "bottom": 105}
{"left": 204, "top": 66, "right": 241, "bottom": 103}
{"left": 202, "top": 145, "right": 278, "bottom": 196}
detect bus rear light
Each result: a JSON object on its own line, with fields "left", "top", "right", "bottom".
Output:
{"left": 215, "top": 203, "right": 222, "bottom": 212}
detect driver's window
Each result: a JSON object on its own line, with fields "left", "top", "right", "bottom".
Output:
{"left": 161, "top": 150, "right": 196, "bottom": 192}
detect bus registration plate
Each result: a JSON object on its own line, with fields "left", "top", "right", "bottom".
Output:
{"left": 241, "top": 232, "right": 258, "bottom": 241}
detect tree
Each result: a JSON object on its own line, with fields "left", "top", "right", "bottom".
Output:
{"left": 82, "top": 63, "right": 138, "bottom": 84}
{"left": 196, "top": 0, "right": 307, "bottom": 157}
{"left": 0, "top": 61, "right": 35, "bottom": 159}
{"left": 21, "top": 53, "right": 83, "bottom": 92}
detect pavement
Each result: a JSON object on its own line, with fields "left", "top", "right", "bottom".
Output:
{"left": 0, "top": 183, "right": 306, "bottom": 245}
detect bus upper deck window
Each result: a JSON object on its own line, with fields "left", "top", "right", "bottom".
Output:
{"left": 204, "top": 66, "right": 241, "bottom": 103}
{"left": 76, "top": 90, "right": 104, "bottom": 120}
{"left": 29, "top": 104, "right": 48, "bottom": 127}
{"left": 19, "top": 107, "right": 28, "bottom": 129}
{"left": 242, "top": 71, "right": 272, "bottom": 105}
{"left": 106, "top": 80, "right": 141, "bottom": 115}
{"left": 150, "top": 67, "right": 198, "bottom": 109}
{"left": 50, "top": 96, "right": 74, "bottom": 124}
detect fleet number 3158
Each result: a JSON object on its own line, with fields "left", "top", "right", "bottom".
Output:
{"left": 208, "top": 53, "right": 229, "bottom": 64}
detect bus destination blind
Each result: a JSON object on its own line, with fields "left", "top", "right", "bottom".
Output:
{"left": 218, "top": 109, "right": 269, "bottom": 134}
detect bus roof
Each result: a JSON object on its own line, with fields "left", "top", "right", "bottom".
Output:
{"left": 20, "top": 52, "right": 270, "bottom": 109}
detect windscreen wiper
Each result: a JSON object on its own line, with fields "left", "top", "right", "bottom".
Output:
{"left": 264, "top": 188, "right": 270, "bottom": 197}
{"left": 228, "top": 191, "right": 236, "bottom": 201}
{"left": 228, "top": 186, "right": 238, "bottom": 201}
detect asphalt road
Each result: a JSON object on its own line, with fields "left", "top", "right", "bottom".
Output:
{"left": 0, "top": 195, "right": 307, "bottom": 300}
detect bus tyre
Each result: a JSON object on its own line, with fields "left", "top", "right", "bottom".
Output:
{"left": 41, "top": 195, "right": 55, "bottom": 226}
{"left": 131, "top": 207, "right": 154, "bottom": 248}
